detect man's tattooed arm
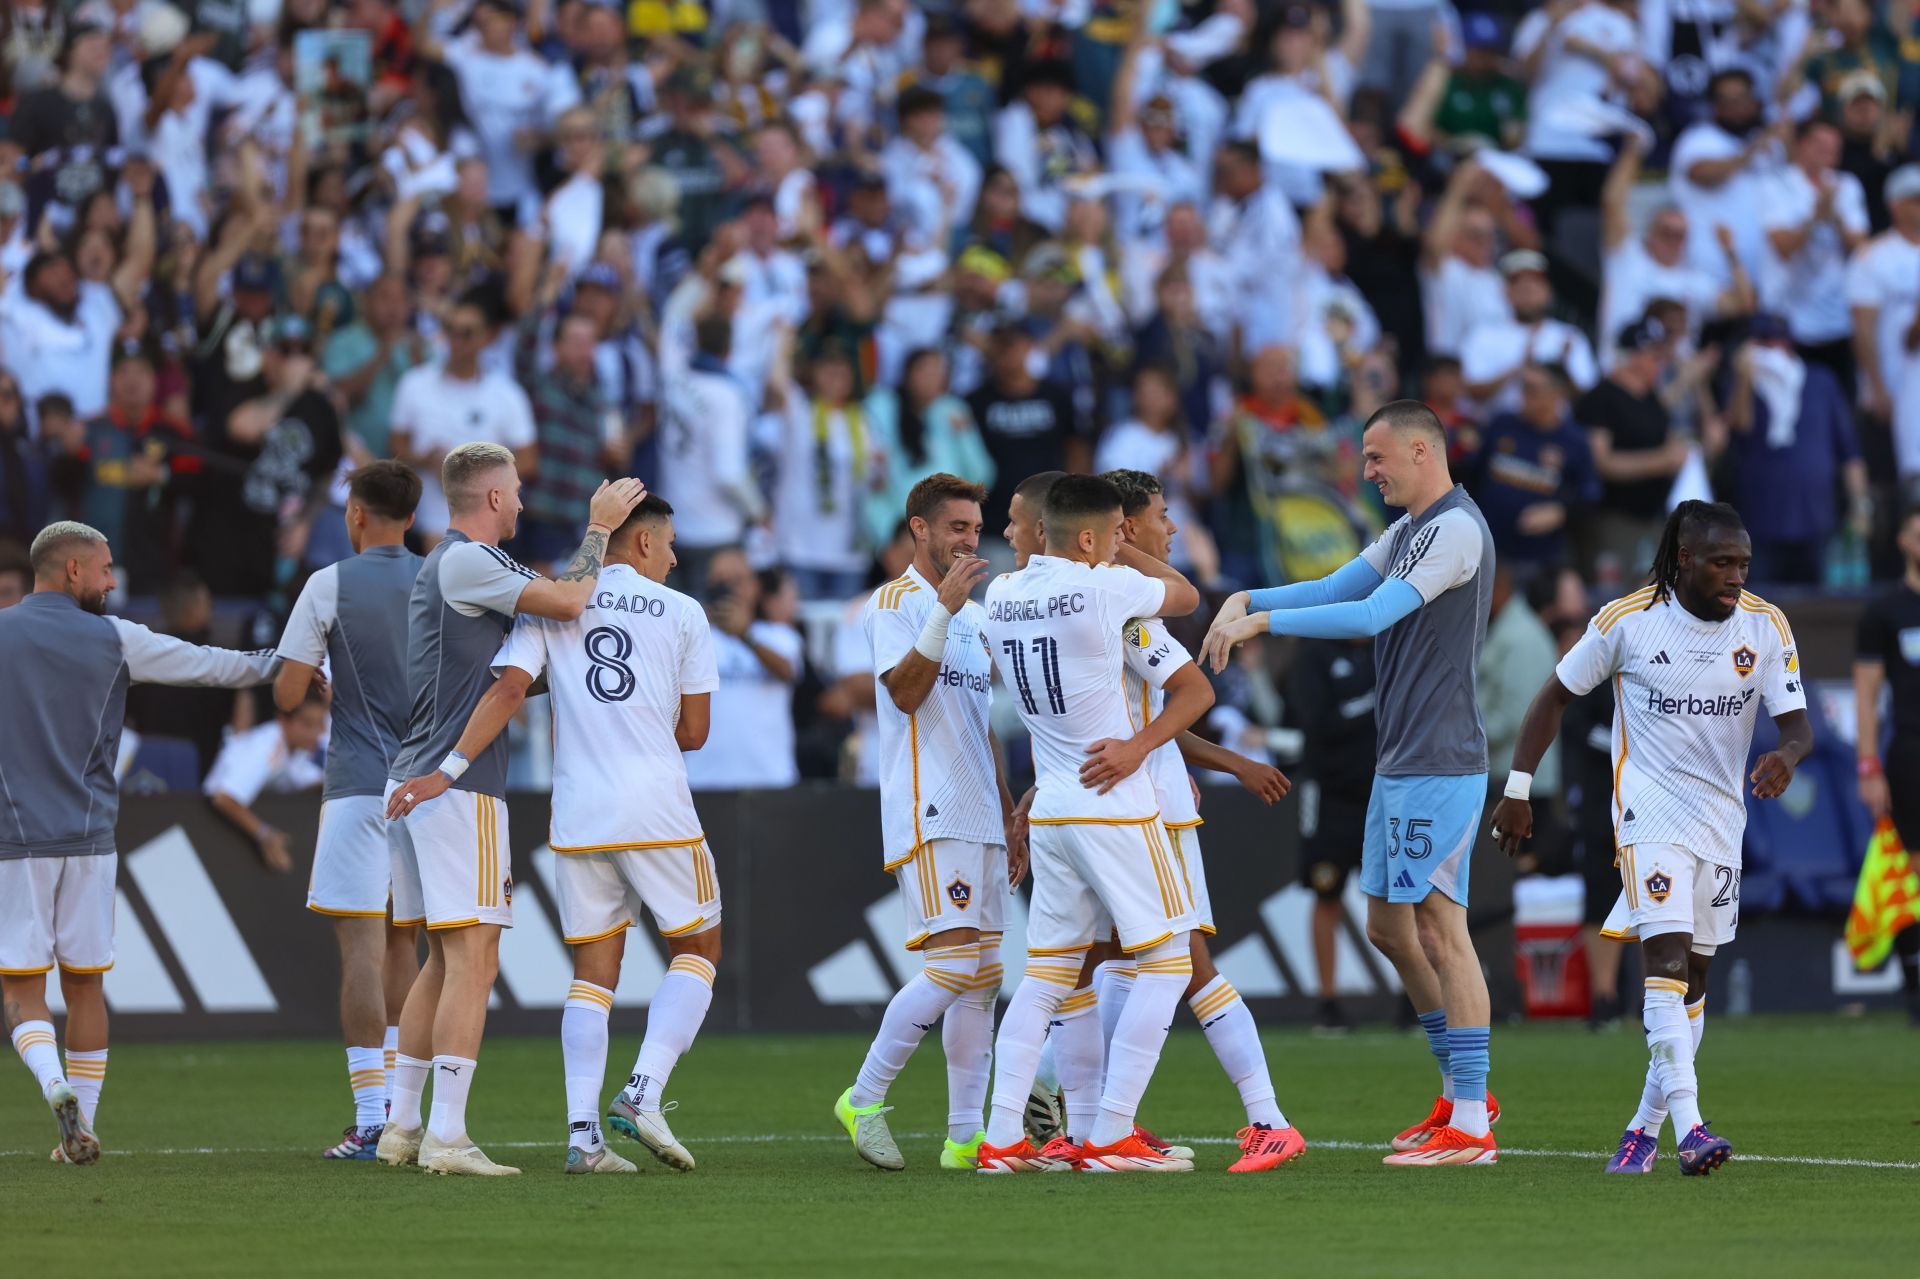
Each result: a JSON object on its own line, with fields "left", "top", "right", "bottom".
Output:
{"left": 558, "top": 528, "right": 608, "bottom": 583}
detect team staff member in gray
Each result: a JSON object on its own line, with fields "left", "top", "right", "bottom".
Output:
{"left": 1, "top": 521, "right": 281, "bottom": 1166}
{"left": 1204, "top": 399, "right": 1502, "bottom": 1167}
{"left": 377, "top": 443, "right": 644, "bottom": 1177}
{"left": 274, "top": 460, "right": 426, "bottom": 1162}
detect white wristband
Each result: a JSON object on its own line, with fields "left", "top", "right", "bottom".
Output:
{"left": 439, "top": 751, "right": 470, "bottom": 782}
{"left": 1503, "top": 770, "right": 1533, "bottom": 801}
{"left": 914, "top": 604, "right": 953, "bottom": 662}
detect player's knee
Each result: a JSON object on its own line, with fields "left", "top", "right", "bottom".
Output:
{"left": 56, "top": 969, "right": 103, "bottom": 1005}
{"left": 1366, "top": 916, "right": 1411, "bottom": 958}
{"left": 925, "top": 940, "right": 982, "bottom": 989}
{"left": 1132, "top": 932, "right": 1192, "bottom": 981}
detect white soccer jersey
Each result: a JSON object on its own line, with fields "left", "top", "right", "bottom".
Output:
{"left": 983, "top": 555, "right": 1168, "bottom": 822}
{"left": 1556, "top": 588, "right": 1805, "bottom": 868}
{"left": 493, "top": 564, "right": 719, "bottom": 851}
{"left": 1122, "top": 616, "right": 1199, "bottom": 828}
{"left": 862, "top": 566, "right": 1002, "bottom": 869}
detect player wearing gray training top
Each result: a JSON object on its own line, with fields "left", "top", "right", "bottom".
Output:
{"left": 1203, "top": 399, "right": 1502, "bottom": 1167}
{"left": 274, "top": 460, "right": 426, "bottom": 1162}
{"left": 0, "top": 521, "right": 280, "bottom": 1167}
{"left": 374, "top": 442, "right": 645, "bottom": 1177}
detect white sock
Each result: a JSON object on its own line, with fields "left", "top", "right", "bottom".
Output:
{"left": 1189, "top": 975, "right": 1285, "bottom": 1128}
{"left": 1452, "top": 1098, "right": 1489, "bottom": 1138}
{"left": 347, "top": 1045, "right": 387, "bottom": 1127}
{"left": 1089, "top": 937, "right": 1191, "bottom": 1148}
{"left": 65, "top": 1049, "right": 107, "bottom": 1125}
{"left": 383, "top": 1026, "right": 400, "bottom": 1098}
{"left": 625, "top": 954, "right": 717, "bottom": 1113}
{"left": 942, "top": 938, "right": 998, "bottom": 1143}
{"left": 1033, "top": 1037, "right": 1061, "bottom": 1094}
{"left": 1093, "top": 959, "right": 1136, "bottom": 1054}
{"left": 563, "top": 980, "right": 613, "bottom": 1147}
{"left": 1642, "top": 978, "right": 1702, "bottom": 1133}
{"left": 849, "top": 943, "right": 977, "bottom": 1108}
{"left": 1051, "top": 987, "right": 1104, "bottom": 1143}
{"left": 427, "top": 1055, "right": 477, "bottom": 1143}
{"left": 389, "top": 1053, "right": 430, "bottom": 1131}
{"left": 1631, "top": 995, "right": 1704, "bottom": 1136}
{"left": 983, "top": 955, "right": 1079, "bottom": 1147}
{"left": 11, "top": 1021, "right": 63, "bottom": 1100}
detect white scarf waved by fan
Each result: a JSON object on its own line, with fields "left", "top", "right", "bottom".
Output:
{"left": 1747, "top": 344, "right": 1806, "bottom": 449}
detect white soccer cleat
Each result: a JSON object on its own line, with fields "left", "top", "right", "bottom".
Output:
{"left": 48, "top": 1083, "right": 100, "bottom": 1166}
{"left": 1077, "top": 1132, "right": 1193, "bottom": 1173}
{"left": 565, "top": 1144, "right": 638, "bottom": 1174}
{"left": 1024, "top": 1080, "right": 1065, "bottom": 1146}
{"left": 418, "top": 1131, "right": 521, "bottom": 1176}
{"left": 609, "top": 1095, "right": 697, "bottom": 1171}
{"left": 376, "top": 1124, "right": 424, "bottom": 1166}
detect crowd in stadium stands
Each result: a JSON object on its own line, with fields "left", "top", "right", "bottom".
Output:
{"left": 0, "top": 0, "right": 1913, "bottom": 806}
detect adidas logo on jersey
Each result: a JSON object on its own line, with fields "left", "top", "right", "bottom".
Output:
{"left": 925, "top": 803, "right": 939, "bottom": 817}
{"left": 1393, "top": 869, "right": 1416, "bottom": 890}
{"left": 1623, "top": 808, "right": 1636, "bottom": 822}
{"left": 1651, "top": 651, "right": 1671, "bottom": 665}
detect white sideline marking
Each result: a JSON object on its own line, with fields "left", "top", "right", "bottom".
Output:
{"left": 4, "top": 1134, "right": 1914, "bottom": 1170}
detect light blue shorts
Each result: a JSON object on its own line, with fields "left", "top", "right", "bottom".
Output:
{"left": 1360, "top": 773, "right": 1487, "bottom": 907}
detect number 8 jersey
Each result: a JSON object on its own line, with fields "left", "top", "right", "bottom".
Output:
{"left": 983, "top": 554, "right": 1168, "bottom": 822}
{"left": 492, "top": 563, "right": 719, "bottom": 851}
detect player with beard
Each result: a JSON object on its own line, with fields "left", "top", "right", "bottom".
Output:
{"left": 1491, "top": 501, "right": 1810, "bottom": 1174}
{"left": 1, "top": 521, "right": 280, "bottom": 1165}
{"left": 833, "top": 474, "right": 1025, "bottom": 1171}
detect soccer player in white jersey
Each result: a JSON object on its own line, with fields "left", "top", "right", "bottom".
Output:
{"left": 392, "top": 494, "right": 722, "bottom": 1175}
{"left": 1491, "top": 501, "right": 1811, "bottom": 1176}
{"left": 976, "top": 473, "right": 1212, "bottom": 1174}
{"left": 1098, "top": 469, "right": 1304, "bottom": 1172}
{"left": 832, "top": 474, "right": 1023, "bottom": 1172}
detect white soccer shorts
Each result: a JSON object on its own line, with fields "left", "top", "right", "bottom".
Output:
{"left": 0, "top": 854, "right": 117, "bottom": 975}
{"left": 307, "top": 794, "right": 394, "bottom": 918}
{"left": 553, "top": 839, "right": 721, "bottom": 944}
{"left": 892, "top": 839, "right": 1009, "bottom": 950}
{"left": 1164, "top": 823, "right": 1213, "bottom": 936}
{"left": 387, "top": 781, "right": 513, "bottom": 931}
{"left": 1026, "top": 817, "right": 1199, "bottom": 955}
{"left": 1600, "top": 843, "right": 1739, "bottom": 955}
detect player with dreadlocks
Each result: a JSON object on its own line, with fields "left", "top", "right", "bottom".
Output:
{"left": 1489, "top": 500, "right": 1813, "bottom": 1175}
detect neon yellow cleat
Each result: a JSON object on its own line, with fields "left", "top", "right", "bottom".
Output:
{"left": 834, "top": 1087, "right": 904, "bottom": 1170}
{"left": 941, "top": 1130, "right": 986, "bottom": 1169}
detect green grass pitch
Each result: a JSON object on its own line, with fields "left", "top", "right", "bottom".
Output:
{"left": 3, "top": 1016, "right": 1916, "bottom": 1276}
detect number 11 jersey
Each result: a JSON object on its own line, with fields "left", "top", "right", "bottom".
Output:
{"left": 493, "top": 563, "right": 719, "bottom": 851}
{"left": 983, "top": 554, "right": 1168, "bottom": 823}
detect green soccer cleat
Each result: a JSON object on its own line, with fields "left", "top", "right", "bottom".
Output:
{"left": 941, "top": 1130, "right": 986, "bottom": 1169}
{"left": 834, "top": 1087, "right": 904, "bottom": 1171}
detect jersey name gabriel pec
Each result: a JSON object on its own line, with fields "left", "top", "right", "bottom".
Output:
{"left": 987, "top": 593, "right": 1086, "bottom": 622}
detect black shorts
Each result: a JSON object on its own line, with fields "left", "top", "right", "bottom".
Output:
{"left": 1298, "top": 779, "right": 1368, "bottom": 900}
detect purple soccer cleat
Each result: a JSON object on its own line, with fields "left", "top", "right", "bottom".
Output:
{"left": 1604, "top": 1126, "right": 1657, "bottom": 1174}
{"left": 1677, "top": 1124, "right": 1733, "bottom": 1176}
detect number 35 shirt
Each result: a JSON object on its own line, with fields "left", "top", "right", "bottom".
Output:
{"left": 493, "top": 563, "right": 718, "bottom": 852}
{"left": 983, "top": 555, "right": 1168, "bottom": 823}
{"left": 1555, "top": 587, "right": 1803, "bottom": 868}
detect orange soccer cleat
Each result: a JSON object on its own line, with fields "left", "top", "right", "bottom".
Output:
{"left": 974, "top": 1137, "right": 1070, "bottom": 1174}
{"left": 1079, "top": 1132, "right": 1194, "bottom": 1173}
{"left": 1034, "top": 1136, "right": 1086, "bottom": 1170}
{"left": 1227, "top": 1123, "right": 1306, "bottom": 1173}
{"left": 1381, "top": 1125, "right": 1498, "bottom": 1167}
{"left": 1391, "top": 1091, "right": 1500, "bottom": 1151}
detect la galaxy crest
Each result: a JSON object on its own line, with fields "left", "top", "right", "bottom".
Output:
{"left": 1643, "top": 871, "right": 1673, "bottom": 904}
{"left": 947, "top": 875, "right": 973, "bottom": 911}
{"left": 1731, "top": 645, "right": 1757, "bottom": 679}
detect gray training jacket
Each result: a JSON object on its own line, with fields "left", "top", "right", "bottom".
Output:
{"left": 0, "top": 593, "right": 279, "bottom": 860}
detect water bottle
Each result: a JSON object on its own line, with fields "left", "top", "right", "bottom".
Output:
{"left": 1727, "top": 958, "right": 1753, "bottom": 1018}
